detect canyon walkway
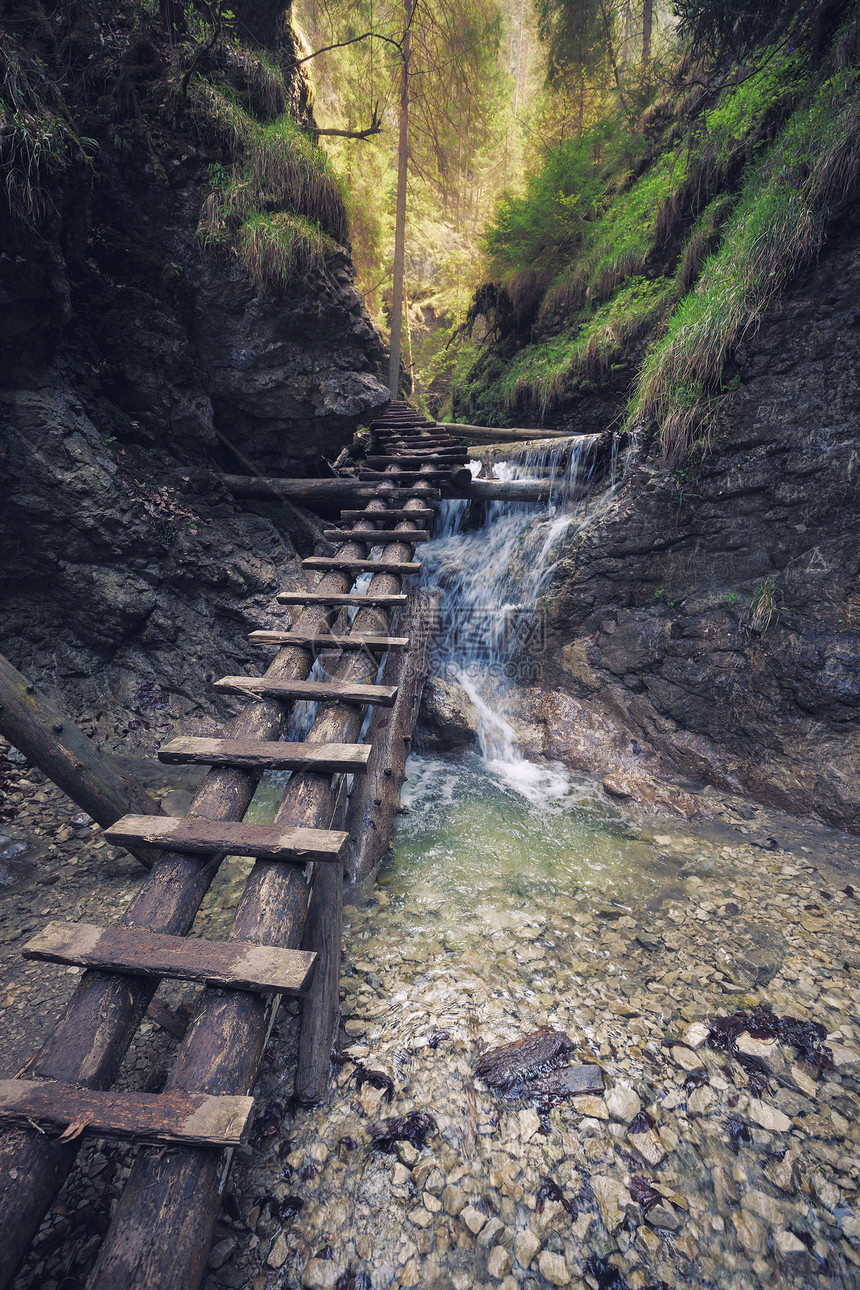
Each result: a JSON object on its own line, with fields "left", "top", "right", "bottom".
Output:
{"left": 0, "top": 402, "right": 456, "bottom": 1290}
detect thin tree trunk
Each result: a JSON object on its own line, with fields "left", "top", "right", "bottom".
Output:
{"left": 388, "top": 0, "right": 414, "bottom": 398}
{"left": 513, "top": 0, "right": 526, "bottom": 117}
{"left": 642, "top": 0, "right": 652, "bottom": 80}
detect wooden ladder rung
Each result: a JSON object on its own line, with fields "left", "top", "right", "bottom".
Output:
{"left": 358, "top": 485, "right": 442, "bottom": 499}
{"left": 276, "top": 591, "right": 407, "bottom": 606}
{"left": 301, "top": 556, "right": 421, "bottom": 575}
{"left": 0, "top": 1080, "right": 254, "bottom": 1148}
{"left": 339, "top": 509, "right": 434, "bottom": 522}
{"left": 213, "top": 675, "right": 399, "bottom": 707}
{"left": 158, "top": 735, "right": 372, "bottom": 772}
{"left": 359, "top": 470, "right": 451, "bottom": 482}
{"left": 322, "top": 528, "right": 430, "bottom": 543}
{"left": 104, "top": 813, "right": 349, "bottom": 862}
{"left": 22, "top": 920, "right": 318, "bottom": 996}
{"left": 249, "top": 631, "right": 410, "bottom": 650}
{"left": 365, "top": 456, "right": 466, "bottom": 467}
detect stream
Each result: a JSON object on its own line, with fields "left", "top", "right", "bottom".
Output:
{"left": 222, "top": 441, "right": 860, "bottom": 1290}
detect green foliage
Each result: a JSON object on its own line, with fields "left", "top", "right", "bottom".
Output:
{"left": 193, "top": 77, "right": 348, "bottom": 285}
{"left": 744, "top": 576, "right": 783, "bottom": 633}
{"left": 236, "top": 211, "right": 338, "bottom": 284}
{"left": 0, "top": 32, "right": 93, "bottom": 225}
{"left": 626, "top": 63, "right": 860, "bottom": 456}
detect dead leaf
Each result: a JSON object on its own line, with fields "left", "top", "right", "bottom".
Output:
{"left": 58, "top": 1117, "right": 92, "bottom": 1142}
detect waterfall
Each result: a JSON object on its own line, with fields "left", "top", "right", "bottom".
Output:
{"left": 419, "top": 434, "right": 620, "bottom": 799}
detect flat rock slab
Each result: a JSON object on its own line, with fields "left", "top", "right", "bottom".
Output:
{"left": 475, "top": 1027, "right": 576, "bottom": 1091}
{"left": 0, "top": 1080, "right": 254, "bottom": 1148}
{"left": 527, "top": 1064, "right": 605, "bottom": 1098}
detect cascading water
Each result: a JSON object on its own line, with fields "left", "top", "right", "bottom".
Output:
{"left": 417, "top": 436, "right": 615, "bottom": 798}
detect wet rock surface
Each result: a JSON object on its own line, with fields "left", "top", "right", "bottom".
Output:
{"left": 419, "top": 678, "right": 481, "bottom": 751}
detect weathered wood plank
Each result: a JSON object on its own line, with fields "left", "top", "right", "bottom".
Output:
{"left": 301, "top": 556, "right": 421, "bottom": 575}
{"left": 221, "top": 476, "right": 441, "bottom": 503}
{"left": 22, "top": 921, "right": 317, "bottom": 996}
{"left": 338, "top": 509, "right": 434, "bottom": 522}
{"left": 158, "top": 737, "right": 371, "bottom": 773}
{"left": 103, "top": 815, "right": 348, "bottom": 863}
{"left": 248, "top": 631, "right": 410, "bottom": 651}
{"left": 0, "top": 653, "right": 162, "bottom": 870}
{"left": 365, "top": 455, "right": 467, "bottom": 466}
{"left": 358, "top": 469, "right": 453, "bottom": 481}
{"left": 322, "top": 528, "right": 430, "bottom": 542}
{"left": 0, "top": 1082, "right": 254, "bottom": 1149}
{"left": 276, "top": 591, "right": 407, "bottom": 607}
{"left": 213, "top": 675, "right": 399, "bottom": 707}
{"left": 438, "top": 421, "right": 569, "bottom": 442}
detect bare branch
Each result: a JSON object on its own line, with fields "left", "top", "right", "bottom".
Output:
{"left": 297, "top": 31, "right": 404, "bottom": 64}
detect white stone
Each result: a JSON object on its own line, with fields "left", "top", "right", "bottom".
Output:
{"left": 591, "top": 1175, "right": 635, "bottom": 1232}
{"left": 736, "top": 1032, "right": 778, "bottom": 1059}
{"left": 682, "top": 1021, "right": 710, "bottom": 1048}
{"left": 842, "top": 1213, "right": 860, "bottom": 1239}
{"left": 687, "top": 1085, "right": 716, "bottom": 1115}
{"left": 747, "top": 1099, "right": 791, "bottom": 1132}
{"left": 742, "top": 1189, "right": 792, "bottom": 1227}
{"left": 514, "top": 1228, "right": 541, "bottom": 1268}
{"left": 487, "top": 1246, "right": 514, "bottom": 1279}
{"left": 829, "top": 1042, "right": 860, "bottom": 1067}
{"left": 732, "top": 1211, "right": 766, "bottom": 1256}
{"left": 537, "top": 1250, "right": 570, "bottom": 1286}
{"left": 629, "top": 1127, "right": 668, "bottom": 1166}
{"left": 303, "top": 1258, "right": 340, "bottom": 1289}
{"left": 646, "top": 1204, "right": 681, "bottom": 1232}
{"left": 775, "top": 1229, "right": 809, "bottom": 1262}
{"left": 605, "top": 1084, "right": 642, "bottom": 1123}
{"left": 671, "top": 1045, "right": 705, "bottom": 1071}
{"left": 575, "top": 1095, "right": 609, "bottom": 1119}
{"left": 519, "top": 1107, "right": 541, "bottom": 1141}
{"left": 461, "top": 1206, "right": 487, "bottom": 1235}
{"left": 266, "top": 1234, "right": 289, "bottom": 1270}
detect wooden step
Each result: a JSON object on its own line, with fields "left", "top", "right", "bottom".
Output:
{"left": 22, "top": 920, "right": 317, "bottom": 996}
{"left": 339, "top": 508, "right": 434, "bottom": 522}
{"left": 365, "top": 456, "right": 466, "bottom": 467}
{"left": 301, "top": 556, "right": 421, "bottom": 575}
{"left": 158, "top": 736, "right": 372, "bottom": 773}
{"left": 322, "top": 528, "right": 430, "bottom": 543}
{"left": 276, "top": 591, "right": 408, "bottom": 607}
{"left": 350, "top": 485, "right": 442, "bottom": 500}
{"left": 104, "top": 813, "right": 349, "bottom": 862}
{"left": 213, "top": 675, "right": 399, "bottom": 707}
{"left": 358, "top": 470, "right": 452, "bottom": 482}
{"left": 0, "top": 1080, "right": 254, "bottom": 1149}
{"left": 249, "top": 631, "right": 410, "bottom": 650}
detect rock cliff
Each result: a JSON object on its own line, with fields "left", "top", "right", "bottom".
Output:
{"left": 0, "top": 4, "right": 388, "bottom": 745}
{"left": 528, "top": 211, "right": 860, "bottom": 829}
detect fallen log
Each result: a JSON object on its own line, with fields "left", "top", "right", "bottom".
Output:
{"left": 344, "top": 587, "right": 439, "bottom": 887}
{"left": 220, "top": 474, "right": 554, "bottom": 505}
{"left": 220, "top": 475, "right": 438, "bottom": 505}
{"left": 437, "top": 422, "right": 570, "bottom": 443}
{"left": 464, "top": 433, "right": 590, "bottom": 462}
{"left": 0, "top": 653, "right": 162, "bottom": 870}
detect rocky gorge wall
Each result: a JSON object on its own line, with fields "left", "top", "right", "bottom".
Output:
{"left": 514, "top": 211, "right": 860, "bottom": 830}
{"left": 0, "top": 8, "right": 389, "bottom": 748}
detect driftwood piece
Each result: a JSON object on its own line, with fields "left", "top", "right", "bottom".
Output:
{"left": 103, "top": 815, "right": 348, "bottom": 863}
{"left": 475, "top": 1028, "right": 577, "bottom": 1091}
{"left": 0, "top": 652, "right": 162, "bottom": 869}
{"left": 344, "top": 588, "right": 439, "bottom": 887}
{"left": 22, "top": 921, "right": 317, "bottom": 996}
{"left": 0, "top": 1081, "right": 253, "bottom": 1148}
{"left": 213, "top": 675, "right": 399, "bottom": 707}
{"left": 158, "top": 737, "right": 371, "bottom": 773}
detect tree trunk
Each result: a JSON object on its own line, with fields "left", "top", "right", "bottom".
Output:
{"left": 0, "top": 653, "right": 162, "bottom": 869}
{"left": 642, "top": 0, "right": 652, "bottom": 79}
{"left": 389, "top": 0, "right": 414, "bottom": 397}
